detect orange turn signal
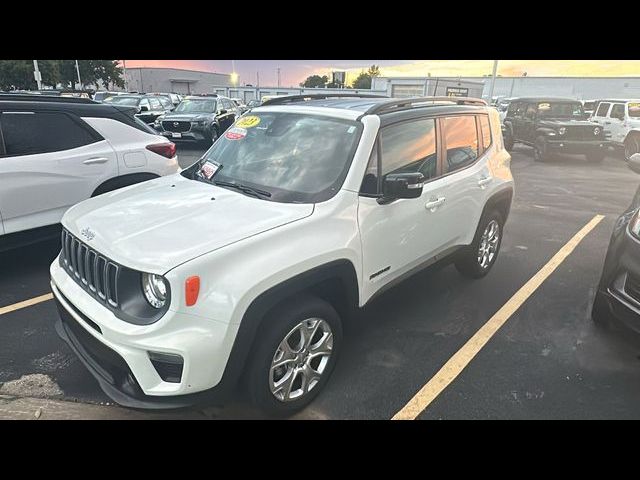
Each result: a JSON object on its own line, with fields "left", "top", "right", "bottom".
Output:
{"left": 185, "top": 276, "right": 200, "bottom": 307}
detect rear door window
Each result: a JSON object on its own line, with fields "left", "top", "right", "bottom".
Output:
{"left": 442, "top": 115, "right": 479, "bottom": 173}
{"left": 0, "top": 111, "right": 101, "bottom": 157}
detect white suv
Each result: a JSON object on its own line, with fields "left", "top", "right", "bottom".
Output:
{"left": 50, "top": 95, "right": 514, "bottom": 416}
{"left": 590, "top": 99, "right": 640, "bottom": 158}
{"left": 0, "top": 95, "right": 179, "bottom": 248}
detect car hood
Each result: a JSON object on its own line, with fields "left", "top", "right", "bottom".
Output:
{"left": 161, "top": 113, "right": 212, "bottom": 122}
{"left": 538, "top": 118, "right": 598, "bottom": 127}
{"left": 62, "top": 175, "right": 314, "bottom": 274}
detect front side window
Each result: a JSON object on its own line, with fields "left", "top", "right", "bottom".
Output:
{"left": 380, "top": 117, "right": 438, "bottom": 180}
{"left": 595, "top": 102, "right": 611, "bottom": 117}
{"left": 442, "top": 115, "right": 479, "bottom": 173}
{"left": 175, "top": 99, "right": 217, "bottom": 113}
{"left": 148, "top": 97, "right": 162, "bottom": 110}
{"left": 537, "top": 102, "right": 584, "bottom": 118}
{"left": 183, "top": 112, "right": 362, "bottom": 203}
{"left": 0, "top": 111, "right": 100, "bottom": 157}
{"left": 139, "top": 98, "right": 151, "bottom": 110}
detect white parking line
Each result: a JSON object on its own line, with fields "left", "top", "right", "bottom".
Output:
{"left": 0, "top": 293, "right": 54, "bottom": 317}
{"left": 392, "top": 214, "right": 605, "bottom": 420}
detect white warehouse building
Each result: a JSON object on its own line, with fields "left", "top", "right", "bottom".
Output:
{"left": 372, "top": 76, "right": 640, "bottom": 100}
{"left": 122, "top": 67, "right": 233, "bottom": 95}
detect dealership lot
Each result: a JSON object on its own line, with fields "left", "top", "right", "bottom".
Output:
{"left": 2, "top": 144, "right": 640, "bottom": 419}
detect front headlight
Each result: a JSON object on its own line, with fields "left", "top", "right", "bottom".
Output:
{"left": 558, "top": 127, "right": 567, "bottom": 135}
{"left": 192, "top": 120, "right": 206, "bottom": 127}
{"left": 142, "top": 273, "right": 168, "bottom": 309}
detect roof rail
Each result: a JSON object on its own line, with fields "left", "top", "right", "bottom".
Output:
{"left": 0, "top": 94, "right": 97, "bottom": 104}
{"left": 261, "top": 93, "right": 388, "bottom": 106}
{"left": 364, "top": 96, "right": 487, "bottom": 116}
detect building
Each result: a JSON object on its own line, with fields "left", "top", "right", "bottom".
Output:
{"left": 122, "top": 67, "right": 233, "bottom": 95}
{"left": 372, "top": 77, "right": 485, "bottom": 98}
{"left": 373, "top": 76, "right": 640, "bottom": 101}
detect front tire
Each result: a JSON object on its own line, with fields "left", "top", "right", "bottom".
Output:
{"left": 455, "top": 211, "right": 503, "bottom": 279}
{"left": 504, "top": 129, "right": 514, "bottom": 151}
{"left": 245, "top": 295, "right": 343, "bottom": 417}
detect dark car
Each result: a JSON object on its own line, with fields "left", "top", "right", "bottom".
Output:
{"left": 105, "top": 94, "right": 171, "bottom": 126}
{"left": 154, "top": 95, "right": 237, "bottom": 146}
{"left": 593, "top": 154, "right": 640, "bottom": 332}
{"left": 502, "top": 97, "right": 608, "bottom": 162}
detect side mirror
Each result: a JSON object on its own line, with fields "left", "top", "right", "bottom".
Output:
{"left": 139, "top": 105, "right": 149, "bottom": 112}
{"left": 628, "top": 153, "right": 640, "bottom": 174}
{"left": 219, "top": 109, "right": 227, "bottom": 115}
{"left": 381, "top": 172, "right": 424, "bottom": 203}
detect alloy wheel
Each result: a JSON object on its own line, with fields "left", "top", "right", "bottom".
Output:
{"left": 477, "top": 220, "right": 500, "bottom": 269}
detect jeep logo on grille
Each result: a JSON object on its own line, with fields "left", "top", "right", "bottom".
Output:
{"left": 173, "top": 122, "right": 179, "bottom": 127}
{"left": 80, "top": 227, "right": 96, "bottom": 241}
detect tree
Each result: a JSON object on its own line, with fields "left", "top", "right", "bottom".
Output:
{"left": 59, "top": 60, "right": 124, "bottom": 89}
{"left": 0, "top": 60, "right": 60, "bottom": 90}
{"left": 300, "top": 74, "right": 328, "bottom": 88}
{"left": 351, "top": 64, "right": 381, "bottom": 90}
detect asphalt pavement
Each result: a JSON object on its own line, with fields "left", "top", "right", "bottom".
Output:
{"left": 1, "top": 144, "right": 640, "bottom": 419}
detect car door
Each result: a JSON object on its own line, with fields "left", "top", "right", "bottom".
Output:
{"left": 521, "top": 102, "right": 538, "bottom": 143}
{"left": 592, "top": 101, "right": 612, "bottom": 130}
{"left": 0, "top": 110, "right": 118, "bottom": 234}
{"left": 510, "top": 102, "right": 527, "bottom": 141}
{"left": 435, "top": 114, "right": 491, "bottom": 246}
{"left": 607, "top": 103, "right": 626, "bottom": 144}
{"left": 358, "top": 116, "right": 451, "bottom": 302}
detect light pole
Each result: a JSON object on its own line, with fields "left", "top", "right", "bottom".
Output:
{"left": 122, "top": 60, "right": 128, "bottom": 92}
{"left": 487, "top": 60, "right": 499, "bottom": 104}
{"left": 277, "top": 67, "right": 281, "bottom": 88}
{"left": 33, "top": 60, "right": 42, "bottom": 90}
{"left": 75, "top": 60, "right": 82, "bottom": 90}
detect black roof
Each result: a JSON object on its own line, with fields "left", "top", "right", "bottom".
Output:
{"left": 509, "top": 97, "right": 581, "bottom": 103}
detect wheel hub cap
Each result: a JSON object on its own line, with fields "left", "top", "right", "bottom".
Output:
{"left": 269, "top": 318, "right": 333, "bottom": 402}
{"left": 477, "top": 220, "right": 500, "bottom": 269}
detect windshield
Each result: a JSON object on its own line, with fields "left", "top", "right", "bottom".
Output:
{"left": 175, "top": 99, "right": 216, "bottom": 113}
{"left": 537, "top": 102, "right": 584, "bottom": 118}
{"left": 108, "top": 96, "right": 140, "bottom": 106}
{"left": 247, "top": 100, "right": 261, "bottom": 107}
{"left": 629, "top": 103, "right": 640, "bottom": 118}
{"left": 182, "top": 112, "right": 362, "bottom": 203}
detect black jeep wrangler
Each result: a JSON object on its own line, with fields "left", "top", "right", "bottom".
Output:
{"left": 502, "top": 97, "right": 608, "bottom": 162}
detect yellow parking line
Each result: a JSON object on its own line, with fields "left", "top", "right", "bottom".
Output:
{"left": 392, "top": 214, "right": 605, "bottom": 420}
{"left": 0, "top": 293, "right": 54, "bottom": 316}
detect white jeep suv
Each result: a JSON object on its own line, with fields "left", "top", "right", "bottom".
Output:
{"left": 50, "top": 95, "right": 514, "bottom": 416}
{"left": 590, "top": 99, "right": 640, "bottom": 159}
{"left": 0, "top": 95, "right": 179, "bottom": 249}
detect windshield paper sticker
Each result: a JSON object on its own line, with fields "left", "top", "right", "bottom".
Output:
{"left": 235, "top": 115, "right": 261, "bottom": 128}
{"left": 198, "top": 161, "right": 221, "bottom": 180}
{"left": 225, "top": 127, "right": 247, "bottom": 140}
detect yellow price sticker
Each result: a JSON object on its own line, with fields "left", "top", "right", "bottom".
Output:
{"left": 236, "top": 115, "right": 261, "bottom": 128}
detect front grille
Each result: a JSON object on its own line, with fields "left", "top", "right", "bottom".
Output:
{"left": 162, "top": 120, "right": 191, "bottom": 133}
{"left": 564, "top": 126, "right": 599, "bottom": 141}
{"left": 625, "top": 274, "right": 640, "bottom": 304}
{"left": 60, "top": 229, "right": 119, "bottom": 308}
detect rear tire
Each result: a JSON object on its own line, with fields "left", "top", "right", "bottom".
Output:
{"left": 455, "top": 210, "right": 504, "bottom": 279}
{"left": 533, "top": 136, "right": 550, "bottom": 162}
{"left": 504, "top": 130, "right": 514, "bottom": 151}
{"left": 245, "top": 295, "right": 343, "bottom": 417}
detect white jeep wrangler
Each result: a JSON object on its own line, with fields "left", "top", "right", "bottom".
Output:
{"left": 50, "top": 95, "right": 514, "bottom": 416}
{"left": 590, "top": 99, "right": 640, "bottom": 159}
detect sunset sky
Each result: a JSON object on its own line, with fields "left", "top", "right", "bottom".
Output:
{"left": 123, "top": 60, "right": 640, "bottom": 87}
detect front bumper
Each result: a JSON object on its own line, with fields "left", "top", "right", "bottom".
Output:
{"left": 595, "top": 217, "right": 640, "bottom": 333}
{"left": 50, "top": 258, "right": 238, "bottom": 409}
{"left": 546, "top": 139, "right": 608, "bottom": 154}
{"left": 157, "top": 124, "right": 210, "bottom": 142}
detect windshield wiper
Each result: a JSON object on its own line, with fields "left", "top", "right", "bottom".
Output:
{"left": 213, "top": 180, "right": 272, "bottom": 198}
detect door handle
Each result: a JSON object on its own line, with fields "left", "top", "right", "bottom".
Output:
{"left": 425, "top": 196, "right": 446, "bottom": 211}
{"left": 83, "top": 157, "right": 108, "bottom": 165}
{"left": 478, "top": 176, "right": 493, "bottom": 188}
{"left": 604, "top": 121, "right": 611, "bottom": 125}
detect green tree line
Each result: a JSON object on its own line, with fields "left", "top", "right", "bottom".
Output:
{"left": 300, "top": 65, "right": 381, "bottom": 89}
{"left": 0, "top": 60, "right": 124, "bottom": 91}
